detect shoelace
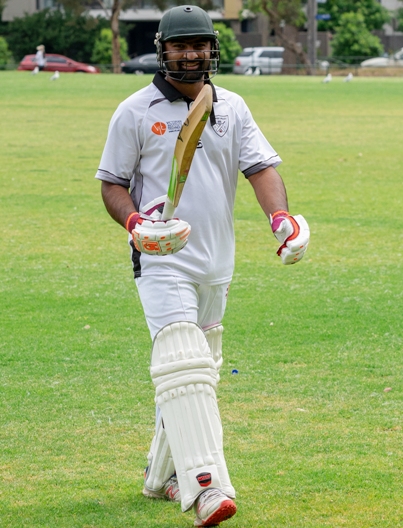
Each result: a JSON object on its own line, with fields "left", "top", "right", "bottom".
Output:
{"left": 197, "top": 488, "right": 226, "bottom": 509}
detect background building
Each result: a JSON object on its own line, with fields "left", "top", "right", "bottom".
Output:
{"left": 2, "top": 0, "right": 403, "bottom": 59}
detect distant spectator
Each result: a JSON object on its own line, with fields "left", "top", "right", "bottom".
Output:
{"left": 35, "top": 45, "right": 46, "bottom": 71}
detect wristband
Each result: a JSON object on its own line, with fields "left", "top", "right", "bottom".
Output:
{"left": 270, "top": 210, "right": 289, "bottom": 232}
{"left": 271, "top": 210, "right": 289, "bottom": 219}
{"left": 125, "top": 212, "right": 140, "bottom": 233}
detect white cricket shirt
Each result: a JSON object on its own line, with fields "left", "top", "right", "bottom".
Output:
{"left": 96, "top": 72, "right": 281, "bottom": 285}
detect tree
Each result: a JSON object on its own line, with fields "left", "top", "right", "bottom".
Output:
{"left": 317, "top": 0, "right": 390, "bottom": 32}
{"left": 331, "top": 11, "right": 383, "bottom": 61}
{"left": 91, "top": 27, "right": 129, "bottom": 66}
{"left": 58, "top": 0, "right": 132, "bottom": 73}
{"left": 316, "top": 0, "right": 388, "bottom": 60}
{"left": 243, "top": 0, "right": 312, "bottom": 73}
{"left": 213, "top": 23, "right": 242, "bottom": 70}
{"left": 93, "top": 0, "right": 125, "bottom": 73}
{"left": 5, "top": 9, "right": 108, "bottom": 62}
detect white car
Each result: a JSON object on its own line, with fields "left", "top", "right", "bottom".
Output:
{"left": 361, "top": 48, "right": 403, "bottom": 67}
{"left": 233, "top": 47, "right": 284, "bottom": 75}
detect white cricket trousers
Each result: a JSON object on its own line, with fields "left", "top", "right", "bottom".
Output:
{"left": 135, "top": 275, "right": 230, "bottom": 340}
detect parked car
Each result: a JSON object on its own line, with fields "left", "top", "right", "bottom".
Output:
{"left": 18, "top": 54, "right": 100, "bottom": 73}
{"left": 361, "top": 48, "right": 403, "bottom": 67}
{"left": 233, "top": 47, "right": 284, "bottom": 75}
{"left": 121, "top": 53, "right": 160, "bottom": 74}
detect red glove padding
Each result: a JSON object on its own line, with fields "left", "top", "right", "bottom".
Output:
{"left": 125, "top": 212, "right": 141, "bottom": 233}
{"left": 270, "top": 210, "right": 310, "bottom": 265}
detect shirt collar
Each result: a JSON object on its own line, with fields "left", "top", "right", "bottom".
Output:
{"left": 152, "top": 71, "right": 217, "bottom": 126}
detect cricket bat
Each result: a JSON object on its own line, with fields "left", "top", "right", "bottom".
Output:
{"left": 161, "top": 84, "right": 213, "bottom": 220}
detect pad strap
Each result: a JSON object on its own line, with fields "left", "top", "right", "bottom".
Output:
{"left": 204, "top": 324, "right": 223, "bottom": 379}
{"left": 144, "top": 408, "right": 175, "bottom": 491}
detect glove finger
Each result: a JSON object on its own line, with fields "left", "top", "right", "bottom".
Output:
{"left": 273, "top": 218, "right": 295, "bottom": 244}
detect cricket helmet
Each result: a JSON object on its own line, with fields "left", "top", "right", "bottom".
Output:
{"left": 155, "top": 5, "right": 220, "bottom": 78}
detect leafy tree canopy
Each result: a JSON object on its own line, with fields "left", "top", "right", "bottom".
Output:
{"left": 331, "top": 11, "right": 383, "bottom": 60}
{"left": 5, "top": 9, "right": 108, "bottom": 62}
{"left": 244, "top": 0, "right": 306, "bottom": 28}
{"left": 317, "top": 0, "right": 390, "bottom": 32}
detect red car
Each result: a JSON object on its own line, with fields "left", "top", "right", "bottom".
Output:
{"left": 18, "top": 54, "right": 100, "bottom": 73}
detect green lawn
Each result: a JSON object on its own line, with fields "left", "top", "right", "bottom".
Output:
{"left": 1, "top": 71, "right": 402, "bottom": 527}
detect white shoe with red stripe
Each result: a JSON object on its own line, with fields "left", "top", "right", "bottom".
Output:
{"left": 142, "top": 470, "right": 180, "bottom": 502}
{"left": 194, "top": 488, "right": 237, "bottom": 526}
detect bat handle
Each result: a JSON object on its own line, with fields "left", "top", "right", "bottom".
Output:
{"left": 161, "top": 199, "right": 175, "bottom": 221}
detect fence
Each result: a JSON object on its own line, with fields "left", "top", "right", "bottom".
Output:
{"left": 4, "top": 58, "right": 403, "bottom": 76}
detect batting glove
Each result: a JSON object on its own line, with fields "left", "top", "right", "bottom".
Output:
{"left": 270, "top": 210, "right": 310, "bottom": 265}
{"left": 125, "top": 206, "right": 190, "bottom": 257}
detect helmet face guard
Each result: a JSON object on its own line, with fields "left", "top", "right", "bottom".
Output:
{"left": 155, "top": 5, "right": 220, "bottom": 82}
{"left": 160, "top": 47, "right": 219, "bottom": 83}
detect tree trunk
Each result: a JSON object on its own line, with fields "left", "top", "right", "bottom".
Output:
{"left": 111, "top": 0, "right": 121, "bottom": 74}
{"left": 261, "top": 0, "right": 313, "bottom": 75}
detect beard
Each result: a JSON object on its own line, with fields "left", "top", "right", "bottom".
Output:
{"left": 164, "top": 56, "right": 211, "bottom": 83}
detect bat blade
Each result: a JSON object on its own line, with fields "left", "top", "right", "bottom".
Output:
{"left": 162, "top": 84, "right": 213, "bottom": 220}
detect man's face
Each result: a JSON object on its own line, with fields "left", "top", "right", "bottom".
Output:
{"left": 163, "top": 37, "right": 212, "bottom": 82}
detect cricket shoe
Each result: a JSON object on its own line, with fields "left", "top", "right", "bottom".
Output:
{"left": 194, "top": 488, "right": 237, "bottom": 526}
{"left": 142, "top": 468, "right": 181, "bottom": 502}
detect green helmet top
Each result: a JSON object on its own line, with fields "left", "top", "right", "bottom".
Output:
{"left": 158, "top": 5, "right": 217, "bottom": 42}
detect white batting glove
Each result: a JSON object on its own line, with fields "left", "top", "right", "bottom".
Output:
{"left": 270, "top": 210, "right": 310, "bottom": 265}
{"left": 125, "top": 198, "right": 191, "bottom": 256}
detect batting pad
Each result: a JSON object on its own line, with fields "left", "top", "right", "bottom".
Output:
{"left": 151, "top": 321, "right": 235, "bottom": 511}
{"left": 144, "top": 409, "right": 175, "bottom": 491}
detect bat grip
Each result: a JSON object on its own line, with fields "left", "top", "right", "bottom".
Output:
{"left": 161, "top": 199, "right": 175, "bottom": 220}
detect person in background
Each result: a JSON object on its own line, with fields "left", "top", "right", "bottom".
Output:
{"left": 35, "top": 45, "right": 46, "bottom": 71}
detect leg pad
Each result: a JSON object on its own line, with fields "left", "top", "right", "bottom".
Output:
{"left": 151, "top": 322, "right": 235, "bottom": 511}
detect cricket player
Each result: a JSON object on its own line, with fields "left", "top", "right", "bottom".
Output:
{"left": 96, "top": 5, "right": 310, "bottom": 526}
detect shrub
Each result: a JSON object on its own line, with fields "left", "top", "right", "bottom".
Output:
{"left": 213, "top": 22, "right": 242, "bottom": 70}
{"left": 0, "top": 36, "right": 12, "bottom": 69}
{"left": 91, "top": 28, "right": 129, "bottom": 64}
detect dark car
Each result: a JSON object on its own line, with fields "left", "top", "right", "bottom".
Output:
{"left": 18, "top": 54, "right": 100, "bottom": 73}
{"left": 121, "top": 53, "right": 160, "bottom": 74}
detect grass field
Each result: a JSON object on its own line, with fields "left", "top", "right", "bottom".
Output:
{"left": 1, "top": 71, "right": 403, "bottom": 527}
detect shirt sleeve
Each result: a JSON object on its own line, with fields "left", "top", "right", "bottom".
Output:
{"left": 95, "top": 100, "right": 141, "bottom": 185}
{"left": 237, "top": 100, "right": 282, "bottom": 177}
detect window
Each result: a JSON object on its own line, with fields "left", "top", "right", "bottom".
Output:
{"left": 47, "top": 57, "right": 68, "bottom": 63}
{"left": 259, "top": 50, "right": 283, "bottom": 58}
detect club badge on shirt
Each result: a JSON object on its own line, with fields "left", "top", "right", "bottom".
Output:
{"left": 212, "top": 115, "right": 229, "bottom": 137}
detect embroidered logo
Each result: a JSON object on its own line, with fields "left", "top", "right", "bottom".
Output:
{"left": 196, "top": 472, "right": 212, "bottom": 487}
{"left": 212, "top": 115, "right": 229, "bottom": 137}
{"left": 151, "top": 122, "right": 167, "bottom": 135}
{"left": 167, "top": 120, "right": 182, "bottom": 133}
